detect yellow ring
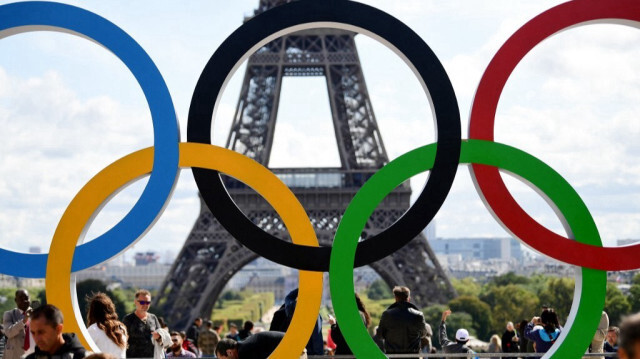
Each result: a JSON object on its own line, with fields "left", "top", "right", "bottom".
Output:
{"left": 45, "top": 142, "right": 323, "bottom": 358}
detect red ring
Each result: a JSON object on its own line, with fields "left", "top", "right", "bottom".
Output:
{"left": 469, "top": 0, "right": 640, "bottom": 271}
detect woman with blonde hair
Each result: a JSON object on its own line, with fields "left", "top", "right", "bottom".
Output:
{"left": 87, "top": 292, "right": 128, "bottom": 358}
{"left": 488, "top": 334, "right": 502, "bottom": 359}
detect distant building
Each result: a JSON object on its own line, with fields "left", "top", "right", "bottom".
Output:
{"left": 134, "top": 252, "right": 159, "bottom": 266}
{"left": 430, "top": 237, "right": 523, "bottom": 261}
{"left": 243, "top": 275, "right": 285, "bottom": 302}
{"left": 226, "top": 258, "right": 293, "bottom": 299}
{"left": 0, "top": 275, "right": 45, "bottom": 288}
{"left": 424, "top": 221, "right": 436, "bottom": 241}
{"left": 75, "top": 263, "right": 171, "bottom": 289}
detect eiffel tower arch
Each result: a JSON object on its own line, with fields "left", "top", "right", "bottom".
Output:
{"left": 156, "top": 0, "right": 456, "bottom": 329}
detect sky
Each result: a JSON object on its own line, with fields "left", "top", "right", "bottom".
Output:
{"left": 0, "top": 0, "right": 639, "bottom": 267}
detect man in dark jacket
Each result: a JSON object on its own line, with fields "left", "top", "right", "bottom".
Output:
{"left": 25, "top": 304, "right": 86, "bottom": 359}
{"left": 440, "top": 309, "right": 474, "bottom": 358}
{"left": 269, "top": 288, "right": 323, "bottom": 355}
{"left": 378, "top": 286, "right": 431, "bottom": 354}
{"left": 215, "top": 331, "right": 286, "bottom": 359}
{"left": 185, "top": 317, "right": 202, "bottom": 348}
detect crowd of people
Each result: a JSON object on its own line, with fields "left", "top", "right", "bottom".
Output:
{"left": 4, "top": 286, "right": 640, "bottom": 358}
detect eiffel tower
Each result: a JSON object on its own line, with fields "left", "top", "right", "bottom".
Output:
{"left": 156, "top": 0, "right": 455, "bottom": 329}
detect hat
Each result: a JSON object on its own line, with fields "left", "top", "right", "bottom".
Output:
{"left": 455, "top": 328, "right": 469, "bottom": 341}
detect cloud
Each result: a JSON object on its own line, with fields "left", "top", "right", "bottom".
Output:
{"left": 0, "top": 67, "right": 199, "bottom": 257}
{"left": 1, "top": 0, "right": 639, "bottom": 264}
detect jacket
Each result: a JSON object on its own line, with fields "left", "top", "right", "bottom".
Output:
{"left": 439, "top": 321, "right": 474, "bottom": 358}
{"left": 269, "top": 289, "right": 323, "bottom": 355}
{"left": 3, "top": 308, "right": 28, "bottom": 359}
{"left": 378, "top": 301, "right": 429, "bottom": 353}
{"left": 525, "top": 322, "right": 561, "bottom": 353}
{"left": 25, "top": 333, "right": 86, "bottom": 359}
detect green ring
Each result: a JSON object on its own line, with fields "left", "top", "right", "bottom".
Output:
{"left": 329, "top": 139, "right": 606, "bottom": 358}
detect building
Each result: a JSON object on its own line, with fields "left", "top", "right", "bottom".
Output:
{"left": 0, "top": 274, "right": 44, "bottom": 289}
{"left": 225, "top": 258, "right": 294, "bottom": 301}
{"left": 430, "top": 237, "right": 523, "bottom": 261}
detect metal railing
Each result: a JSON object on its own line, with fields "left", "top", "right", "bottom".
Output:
{"left": 306, "top": 354, "right": 617, "bottom": 358}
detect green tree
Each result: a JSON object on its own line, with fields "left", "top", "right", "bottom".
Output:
{"left": 451, "top": 277, "right": 481, "bottom": 297}
{"left": 481, "top": 284, "right": 539, "bottom": 334}
{"left": 220, "top": 290, "right": 244, "bottom": 301}
{"left": 489, "top": 272, "right": 530, "bottom": 287}
{"left": 538, "top": 277, "right": 574, "bottom": 322}
{"left": 628, "top": 283, "right": 640, "bottom": 313}
{"left": 367, "top": 280, "right": 392, "bottom": 300}
{"left": 606, "top": 283, "right": 631, "bottom": 326}
{"left": 448, "top": 296, "right": 492, "bottom": 340}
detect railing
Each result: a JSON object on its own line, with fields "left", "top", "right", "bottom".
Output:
{"left": 179, "top": 354, "right": 617, "bottom": 359}
{"left": 306, "top": 354, "right": 617, "bottom": 358}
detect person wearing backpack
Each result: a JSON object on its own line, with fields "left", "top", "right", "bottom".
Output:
{"left": 525, "top": 308, "right": 562, "bottom": 353}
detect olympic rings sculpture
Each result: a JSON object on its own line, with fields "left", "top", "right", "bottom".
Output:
{"left": 0, "top": 0, "right": 638, "bottom": 358}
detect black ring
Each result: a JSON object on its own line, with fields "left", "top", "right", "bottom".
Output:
{"left": 187, "top": 0, "right": 461, "bottom": 271}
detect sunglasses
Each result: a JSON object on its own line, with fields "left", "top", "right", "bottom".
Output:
{"left": 137, "top": 300, "right": 151, "bottom": 305}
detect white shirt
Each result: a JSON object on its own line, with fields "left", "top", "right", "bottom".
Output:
{"left": 88, "top": 323, "right": 127, "bottom": 358}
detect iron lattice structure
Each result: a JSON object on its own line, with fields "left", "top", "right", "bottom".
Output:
{"left": 157, "top": 0, "right": 455, "bottom": 329}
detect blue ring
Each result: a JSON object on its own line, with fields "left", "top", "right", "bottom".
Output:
{"left": 0, "top": 1, "right": 179, "bottom": 277}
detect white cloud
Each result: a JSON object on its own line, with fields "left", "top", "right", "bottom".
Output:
{"left": 1, "top": 0, "right": 639, "bottom": 264}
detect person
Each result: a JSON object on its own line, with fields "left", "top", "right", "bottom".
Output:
{"left": 618, "top": 313, "right": 640, "bottom": 359}
{"left": 86, "top": 292, "right": 128, "bottom": 358}
{"left": 590, "top": 311, "right": 609, "bottom": 359}
{"left": 517, "top": 319, "right": 531, "bottom": 353}
{"left": 158, "top": 317, "right": 169, "bottom": 331}
{"left": 226, "top": 324, "right": 240, "bottom": 341}
{"left": 329, "top": 294, "right": 371, "bottom": 355}
{"left": 215, "top": 332, "right": 295, "bottom": 359}
{"left": 167, "top": 331, "right": 196, "bottom": 358}
{"left": 488, "top": 334, "right": 501, "bottom": 359}
{"left": 501, "top": 321, "right": 519, "bottom": 358}
{"left": 85, "top": 354, "right": 117, "bottom": 359}
{"left": 269, "top": 288, "right": 323, "bottom": 355}
{"left": 198, "top": 320, "right": 220, "bottom": 357}
{"left": 25, "top": 304, "right": 86, "bottom": 359}
{"left": 439, "top": 310, "right": 474, "bottom": 358}
{"left": 238, "top": 321, "right": 253, "bottom": 341}
{"left": 178, "top": 331, "right": 198, "bottom": 354}
{"left": 525, "top": 308, "right": 562, "bottom": 353}
{"left": 373, "top": 326, "right": 385, "bottom": 351}
{"left": 185, "top": 317, "right": 202, "bottom": 352}
{"left": 122, "top": 289, "right": 170, "bottom": 359}
{"left": 378, "top": 286, "right": 431, "bottom": 354}
{"left": 3, "top": 289, "right": 35, "bottom": 359}
{"left": 605, "top": 326, "right": 619, "bottom": 359}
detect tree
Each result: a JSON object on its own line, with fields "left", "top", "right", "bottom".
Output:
{"left": 489, "top": 272, "right": 530, "bottom": 287}
{"left": 220, "top": 290, "right": 244, "bottom": 301}
{"left": 451, "top": 277, "right": 481, "bottom": 297}
{"left": 480, "top": 284, "right": 539, "bottom": 334}
{"left": 606, "top": 283, "right": 631, "bottom": 326}
{"left": 628, "top": 283, "right": 640, "bottom": 313}
{"left": 367, "top": 279, "right": 392, "bottom": 300}
{"left": 538, "top": 277, "right": 574, "bottom": 322}
{"left": 448, "top": 296, "right": 492, "bottom": 340}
